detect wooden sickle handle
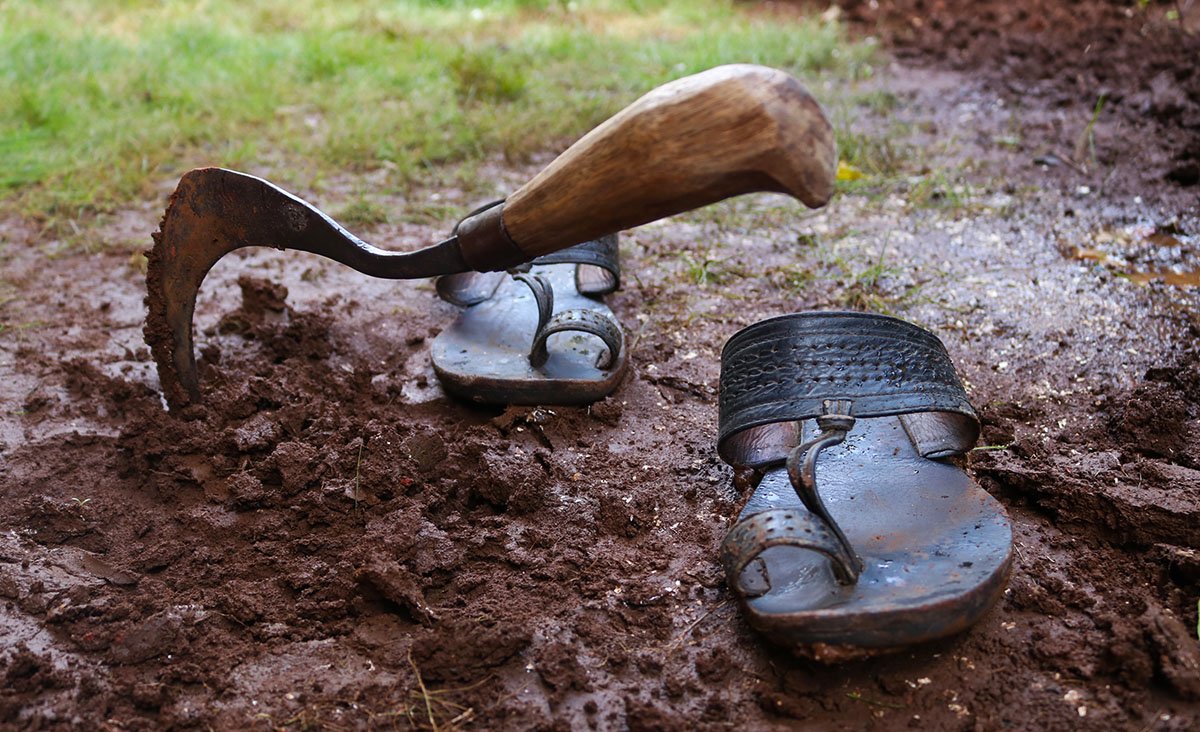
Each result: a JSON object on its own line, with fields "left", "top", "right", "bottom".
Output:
{"left": 502, "top": 64, "right": 835, "bottom": 258}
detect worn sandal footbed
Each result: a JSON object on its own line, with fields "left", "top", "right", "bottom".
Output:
{"left": 431, "top": 217, "right": 625, "bottom": 405}
{"left": 718, "top": 312, "right": 1012, "bottom": 661}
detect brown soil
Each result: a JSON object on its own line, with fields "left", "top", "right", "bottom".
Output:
{"left": 835, "top": 0, "right": 1200, "bottom": 204}
{"left": 2, "top": 2, "right": 1200, "bottom": 730}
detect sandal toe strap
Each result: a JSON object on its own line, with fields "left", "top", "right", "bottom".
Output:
{"left": 720, "top": 509, "right": 859, "bottom": 599}
{"left": 529, "top": 308, "right": 623, "bottom": 369}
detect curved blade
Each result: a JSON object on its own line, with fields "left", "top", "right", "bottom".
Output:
{"left": 145, "top": 167, "right": 467, "bottom": 409}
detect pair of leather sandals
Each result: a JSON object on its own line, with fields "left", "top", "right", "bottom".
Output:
{"left": 430, "top": 240, "right": 1012, "bottom": 661}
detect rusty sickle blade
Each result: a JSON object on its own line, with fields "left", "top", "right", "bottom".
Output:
{"left": 144, "top": 168, "right": 470, "bottom": 409}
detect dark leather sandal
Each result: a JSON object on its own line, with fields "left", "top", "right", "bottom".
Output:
{"left": 718, "top": 312, "right": 1013, "bottom": 661}
{"left": 431, "top": 204, "right": 625, "bottom": 405}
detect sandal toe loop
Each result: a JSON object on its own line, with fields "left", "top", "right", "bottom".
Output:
{"left": 721, "top": 509, "right": 859, "bottom": 597}
{"left": 528, "top": 308, "right": 623, "bottom": 369}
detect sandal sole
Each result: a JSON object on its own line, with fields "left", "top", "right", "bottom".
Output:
{"left": 735, "top": 415, "right": 1012, "bottom": 659}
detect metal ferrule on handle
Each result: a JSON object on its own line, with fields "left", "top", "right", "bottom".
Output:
{"left": 454, "top": 202, "right": 530, "bottom": 271}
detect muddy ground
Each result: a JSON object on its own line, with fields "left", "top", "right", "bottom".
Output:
{"left": 2, "top": 1, "right": 1200, "bottom": 730}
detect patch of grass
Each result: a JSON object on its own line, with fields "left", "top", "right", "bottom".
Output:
{"left": 836, "top": 276, "right": 921, "bottom": 315}
{"left": 0, "top": 318, "right": 49, "bottom": 336}
{"left": 335, "top": 198, "right": 391, "bottom": 229}
{"left": 833, "top": 125, "right": 909, "bottom": 197}
{"left": 812, "top": 235, "right": 925, "bottom": 315}
{"left": 907, "top": 169, "right": 971, "bottom": 211}
{"left": 680, "top": 252, "right": 729, "bottom": 286}
{"left": 764, "top": 263, "right": 816, "bottom": 293}
{"left": 1073, "top": 93, "right": 1107, "bottom": 171}
{"left": 852, "top": 89, "right": 899, "bottom": 112}
{"left": 449, "top": 45, "right": 529, "bottom": 104}
{"left": 398, "top": 201, "right": 465, "bottom": 226}
{"left": 836, "top": 252, "right": 899, "bottom": 312}
{"left": 971, "top": 443, "right": 1014, "bottom": 452}
{"left": 0, "top": 0, "right": 877, "bottom": 234}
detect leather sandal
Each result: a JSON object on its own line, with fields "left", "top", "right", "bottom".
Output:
{"left": 431, "top": 202, "right": 625, "bottom": 405}
{"left": 717, "top": 312, "right": 1013, "bottom": 661}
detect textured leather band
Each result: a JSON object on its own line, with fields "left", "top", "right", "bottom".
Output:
{"left": 530, "top": 308, "right": 624, "bottom": 370}
{"left": 531, "top": 234, "right": 620, "bottom": 295}
{"left": 513, "top": 272, "right": 554, "bottom": 337}
{"left": 718, "top": 312, "right": 978, "bottom": 467}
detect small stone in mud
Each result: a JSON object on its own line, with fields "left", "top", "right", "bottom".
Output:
{"left": 0, "top": 570, "right": 19, "bottom": 599}
{"left": 199, "top": 343, "right": 221, "bottom": 365}
{"left": 110, "top": 610, "right": 185, "bottom": 664}
{"left": 230, "top": 413, "right": 283, "bottom": 452}
{"left": 355, "top": 560, "right": 436, "bottom": 624}
{"left": 534, "top": 641, "right": 591, "bottom": 692}
{"left": 472, "top": 448, "right": 550, "bottom": 514}
{"left": 589, "top": 396, "right": 623, "bottom": 425}
{"left": 402, "top": 430, "right": 448, "bottom": 474}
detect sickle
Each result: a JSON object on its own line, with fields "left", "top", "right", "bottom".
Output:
{"left": 145, "top": 63, "right": 837, "bottom": 409}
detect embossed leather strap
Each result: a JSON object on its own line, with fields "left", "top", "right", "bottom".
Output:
{"left": 718, "top": 312, "right": 979, "bottom": 468}
{"left": 530, "top": 309, "right": 623, "bottom": 369}
{"left": 530, "top": 234, "right": 620, "bottom": 295}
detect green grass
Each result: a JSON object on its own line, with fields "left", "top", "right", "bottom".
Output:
{"left": 0, "top": 0, "right": 876, "bottom": 228}
{"left": 334, "top": 198, "right": 391, "bottom": 229}
{"left": 679, "top": 252, "right": 736, "bottom": 286}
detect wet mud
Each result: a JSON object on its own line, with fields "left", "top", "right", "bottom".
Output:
{"left": 836, "top": 0, "right": 1200, "bottom": 206}
{"left": 3, "top": 2, "right": 1200, "bottom": 730}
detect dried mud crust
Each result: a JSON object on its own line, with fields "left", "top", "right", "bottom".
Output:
{"left": 143, "top": 187, "right": 192, "bottom": 411}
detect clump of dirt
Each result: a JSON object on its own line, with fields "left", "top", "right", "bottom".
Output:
{"left": 1104, "top": 364, "right": 1199, "bottom": 462}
